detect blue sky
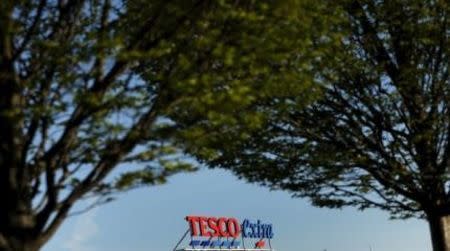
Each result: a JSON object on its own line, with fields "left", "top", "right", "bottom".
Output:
{"left": 44, "top": 168, "right": 431, "bottom": 251}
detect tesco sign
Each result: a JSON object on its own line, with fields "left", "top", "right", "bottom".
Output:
{"left": 186, "top": 216, "right": 241, "bottom": 238}
{"left": 185, "top": 215, "right": 274, "bottom": 249}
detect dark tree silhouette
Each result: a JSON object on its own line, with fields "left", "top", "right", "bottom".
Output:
{"left": 0, "top": 0, "right": 312, "bottom": 250}
{"left": 176, "top": 1, "right": 450, "bottom": 251}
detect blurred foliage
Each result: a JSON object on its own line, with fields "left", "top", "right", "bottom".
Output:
{"left": 1, "top": 1, "right": 326, "bottom": 243}
{"left": 173, "top": 0, "right": 450, "bottom": 221}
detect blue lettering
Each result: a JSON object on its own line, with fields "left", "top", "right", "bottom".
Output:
{"left": 267, "top": 224, "right": 274, "bottom": 238}
{"left": 191, "top": 239, "right": 241, "bottom": 248}
{"left": 221, "top": 241, "right": 231, "bottom": 247}
{"left": 189, "top": 240, "right": 201, "bottom": 247}
{"left": 241, "top": 219, "right": 274, "bottom": 239}
{"left": 250, "top": 223, "right": 256, "bottom": 238}
{"left": 257, "top": 220, "right": 261, "bottom": 238}
{"left": 210, "top": 240, "right": 221, "bottom": 247}
{"left": 241, "top": 219, "right": 250, "bottom": 238}
{"left": 260, "top": 224, "right": 267, "bottom": 238}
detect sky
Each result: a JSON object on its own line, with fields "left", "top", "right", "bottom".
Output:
{"left": 43, "top": 168, "right": 431, "bottom": 251}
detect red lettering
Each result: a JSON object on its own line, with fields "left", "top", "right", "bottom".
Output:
{"left": 199, "top": 217, "right": 210, "bottom": 237}
{"left": 217, "top": 217, "right": 229, "bottom": 237}
{"left": 208, "top": 217, "right": 219, "bottom": 237}
{"left": 227, "top": 218, "right": 241, "bottom": 238}
{"left": 186, "top": 216, "right": 242, "bottom": 238}
{"left": 186, "top": 216, "right": 200, "bottom": 236}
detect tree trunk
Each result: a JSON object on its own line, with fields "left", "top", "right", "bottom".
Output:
{"left": 428, "top": 215, "right": 450, "bottom": 251}
{"left": 0, "top": 236, "right": 40, "bottom": 251}
{"left": 0, "top": 213, "right": 41, "bottom": 251}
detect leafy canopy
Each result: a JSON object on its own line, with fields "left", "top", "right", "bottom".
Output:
{"left": 175, "top": 0, "right": 450, "bottom": 221}
{"left": 0, "top": 0, "right": 318, "bottom": 249}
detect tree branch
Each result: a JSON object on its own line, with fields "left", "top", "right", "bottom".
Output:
{"left": 12, "top": 0, "right": 47, "bottom": 61}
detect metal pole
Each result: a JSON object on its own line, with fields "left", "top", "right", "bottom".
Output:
{"left": 172, "top": 228, "right": 190, "bottom": 251}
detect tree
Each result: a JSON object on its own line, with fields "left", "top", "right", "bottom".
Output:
{"left": 173, "top": 1, "right": 450, "bottom": 251}
{"left": 0, "top": 1, "right": 315, "bottom": 250}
